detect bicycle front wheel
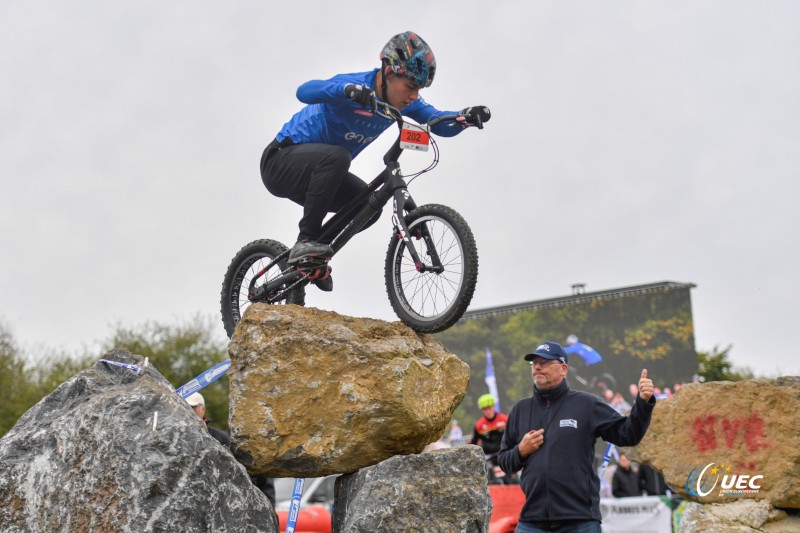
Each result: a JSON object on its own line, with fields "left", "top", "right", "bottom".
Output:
{"left": 220, "top": 239, "right": 305, "bottom": 338}
{"left": 385, "top": 204, "right": 478, "bottom": 333}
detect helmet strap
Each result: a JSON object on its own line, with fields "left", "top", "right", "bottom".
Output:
{"left": 379, "top": 60, "right": 390, "bottom": 103}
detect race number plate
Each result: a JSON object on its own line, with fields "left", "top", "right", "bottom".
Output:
{"left": 400, "top": 123, "right": 430, "bottom": 152}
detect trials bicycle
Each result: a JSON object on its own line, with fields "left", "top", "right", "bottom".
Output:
{"left": 220, "top": 102, "right": 485, "bottom": 338}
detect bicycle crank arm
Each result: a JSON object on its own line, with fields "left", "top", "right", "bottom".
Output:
{"left": 263, "top": 274, "right": 309, "bottom": 303}
{"left": 249, "top": 269, "right": 304, "bottom": 302}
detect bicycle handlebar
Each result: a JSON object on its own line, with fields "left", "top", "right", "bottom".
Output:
{"left": 374, "top": 101, "right": 466, "bottom": 129}
{"left": 374, "top": 101, "right": 479, "bottom": 165}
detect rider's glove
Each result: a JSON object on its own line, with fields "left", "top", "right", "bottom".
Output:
{"left": 460, "top": 106, "right": 492, "bottom": 128}
{"left": 344, "top": 84, "right": 377, "bottom": 113}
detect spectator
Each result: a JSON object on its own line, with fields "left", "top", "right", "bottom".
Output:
{"left": 610, "top": 392, "right": 631, "bottom": 415}
{"left": 498, "top": 341, "right": 656, "bottom": 532}
{"left": 251, "top": 475, "right": 277, "bottom": 507}
{"left": 611, "top": 453, "right": 640, "bottom": 498}
{"left": 448, "top": 419, "right": 465, "bottom": 446}
{"left": 186, "top": 392, "right": 230, "bottom": 446}
{"left": 628, "top": 383, "right": 639, "bottom": 402}
{"left": 424, "top": 432, "right": 452, "bottom": 452}
{"left": 653, "top": 387, "right": 669, "bottom": 400}
{"left": 639, "top": 464, "right": 669, "bottom": 496}
{"left": 472, "top": 394, "right": 512, "bottom": 484}
{"left": 185, "top": 392, "right": 276, "bottom": 506}
{"left": 602, "top": 389, "right": 614, "bottom": 404}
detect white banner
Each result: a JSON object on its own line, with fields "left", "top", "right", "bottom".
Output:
{"left": 600, "top": 495, "right": 672, "bottom": 533}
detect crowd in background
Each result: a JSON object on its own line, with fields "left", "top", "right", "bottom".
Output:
{"left": 425, "top": 375, "right": 702, "bottom": 500}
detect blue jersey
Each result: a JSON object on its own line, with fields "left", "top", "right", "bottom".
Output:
{"left": 276, "top": 69, "right": 464, "bottom": 159}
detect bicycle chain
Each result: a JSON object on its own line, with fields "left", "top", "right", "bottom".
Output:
{"left": 265, "top": 263, "right": 329, "bottom": 303}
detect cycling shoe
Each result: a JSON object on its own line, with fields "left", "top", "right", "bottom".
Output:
{"left": 313, "top": 273, "right": 333, "bottom": 292}
{"left": 288, "top": 240, "right": 333, "bottom": 264}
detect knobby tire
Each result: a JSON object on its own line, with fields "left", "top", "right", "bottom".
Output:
{"left": 220, "top": 239, "right": 305, "bottom": 338}
{"left": 384, "top": 204, "right": 478, "bottom": 333}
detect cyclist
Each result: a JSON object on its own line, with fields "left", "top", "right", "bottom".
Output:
{"left": 472, "top": 394, "right": 512, "bottom": 483}
{"left": 260, "top": 31, "right": 490, "bottom": 292}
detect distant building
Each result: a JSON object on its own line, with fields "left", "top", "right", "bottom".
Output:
{"left": 437, "top": 280, "right": 698, "bottom": 413}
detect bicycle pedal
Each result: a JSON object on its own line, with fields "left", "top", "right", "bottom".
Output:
{"left": 299, "top": 265, "right": 331, "bottom": 281}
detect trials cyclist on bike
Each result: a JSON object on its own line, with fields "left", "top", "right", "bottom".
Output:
{"left": 260, "top": 31, "right": 490, "bottom": 292}
{"left": 472, "top": 394, "right": 513, "bottom": 483}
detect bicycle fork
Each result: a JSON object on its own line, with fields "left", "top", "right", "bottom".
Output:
{"left": 391, "top": 188, "right": 444, "bottom": 273}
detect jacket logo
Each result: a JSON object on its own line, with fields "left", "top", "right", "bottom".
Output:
{"left": 345, "top": 132, "right": 375, "bottom": 144}
{"left": 560, "top": 419, "right": 578, "bottom": 429}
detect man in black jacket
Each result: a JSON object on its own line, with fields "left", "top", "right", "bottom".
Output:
{"left": 611, "top": 453, "right": 640, "bottom": 498}
{"left": 498, "top": 341, "right": 656, "bottom": 533}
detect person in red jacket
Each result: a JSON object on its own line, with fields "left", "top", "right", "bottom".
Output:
{"left": 472, "top": 394, "right": 512, "bottom": 483}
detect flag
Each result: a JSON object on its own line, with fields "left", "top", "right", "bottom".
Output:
{"left": 564, "top": 341, "right": 603, "bottom": 366}
{"left": 485, "top": 348, "right": 501, "bottom": 412}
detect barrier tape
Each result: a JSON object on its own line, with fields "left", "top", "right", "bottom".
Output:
{"left": 99, "top": 359, "right": 144, "bottom": 374}
{"left": 175, "top": 359, "right": 232, "bottom": 398}
{"left": 598, "top": 443, "right": 615, "bottom": 480}
{"left": 285, "top": 477, "right": 305, "bottom": 533}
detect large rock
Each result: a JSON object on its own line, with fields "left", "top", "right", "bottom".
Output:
{"left": 679, "top": 500, "right": 800, "bottom": 532}
{"left": 228, "top": 304, "right": 470, "bottom": 477}
{"left": 628, "top": 377, "right": 800, "bottom": 508}
{"left": 332, "top": 445, "right": 492, "bottom": 532}
{"left": 0, "top": 350, "right": 277, "bottom": 533}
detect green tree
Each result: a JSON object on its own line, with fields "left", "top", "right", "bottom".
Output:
{"left": 0, "top": 323, "right": 37, "bottom": 436}
{"left": 696, "top": 345, "right": 753, "bottom": 382}
{"left": 1, "top": 322, "right": 99, "bottom": 438}
{"left": 29, "top": 350, "right": 95, "bottom": 398}
{"left": 100, "top": 315, "right": 230, "bottom": 429}
{"left": 0, "top": 315, "right": 230, "bottom": 439}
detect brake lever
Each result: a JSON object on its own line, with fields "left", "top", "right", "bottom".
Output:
{"left": 460, "top": 113, "right": 484, "bottom": 130}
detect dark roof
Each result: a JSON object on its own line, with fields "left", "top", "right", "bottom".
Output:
{"left": 461, "top": 281, "right": 696, "bottom": 321}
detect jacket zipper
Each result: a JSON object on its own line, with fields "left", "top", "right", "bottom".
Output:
{"left": 544, "top": 399, "right": 550, "bottom": 520}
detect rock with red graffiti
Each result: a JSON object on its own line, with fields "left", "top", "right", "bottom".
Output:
{"left": 624, "top": 376, "right": 800, "bottom": 509}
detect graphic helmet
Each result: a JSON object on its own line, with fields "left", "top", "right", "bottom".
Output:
{"left": 477, "top": 394, "right": 496, "bottom": 409}
{"left": 380, "top": 31, "right": 436, "bottom": 88}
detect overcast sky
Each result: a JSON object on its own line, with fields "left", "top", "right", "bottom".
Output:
{"left": 1, "top": 1, "right": 798, "bottom": 377}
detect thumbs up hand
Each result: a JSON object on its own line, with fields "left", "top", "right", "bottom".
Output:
{"left": 638, "top": 369, "right": 654, "bottom": 401}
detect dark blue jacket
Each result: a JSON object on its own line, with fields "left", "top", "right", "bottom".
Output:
{"left": 498, "top": 380, "right": 655, "bottom": 523}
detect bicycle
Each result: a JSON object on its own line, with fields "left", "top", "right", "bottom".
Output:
{"left": 485, "top": 452, "right": 515, "bottom": 485}
{"left": 220, "top": 102, "right": 486, "bottom": 338}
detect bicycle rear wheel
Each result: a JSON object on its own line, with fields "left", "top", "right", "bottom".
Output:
{"left": 384, "top": 204, "right": 478, "bottom": 333}
{"left": 220, "top": 239, "right": 305, "bottom": 338}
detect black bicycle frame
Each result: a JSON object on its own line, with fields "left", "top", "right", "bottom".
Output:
{"left": 249, "top": 104, "right": 459, "bottom": 301}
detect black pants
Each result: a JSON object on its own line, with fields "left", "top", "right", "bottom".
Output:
{"left": 260, "top": 141, "right": 381, "bottom": 243}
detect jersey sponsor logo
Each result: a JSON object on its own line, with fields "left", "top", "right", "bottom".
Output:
{"left": 344, "top": 132, "right": 376, "bottom": 144}
{"left": 560, "top": 419, "right": 578, "bottom": 429}
{"left": 354, "top": 108, "right": 373, "bottom": 117}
